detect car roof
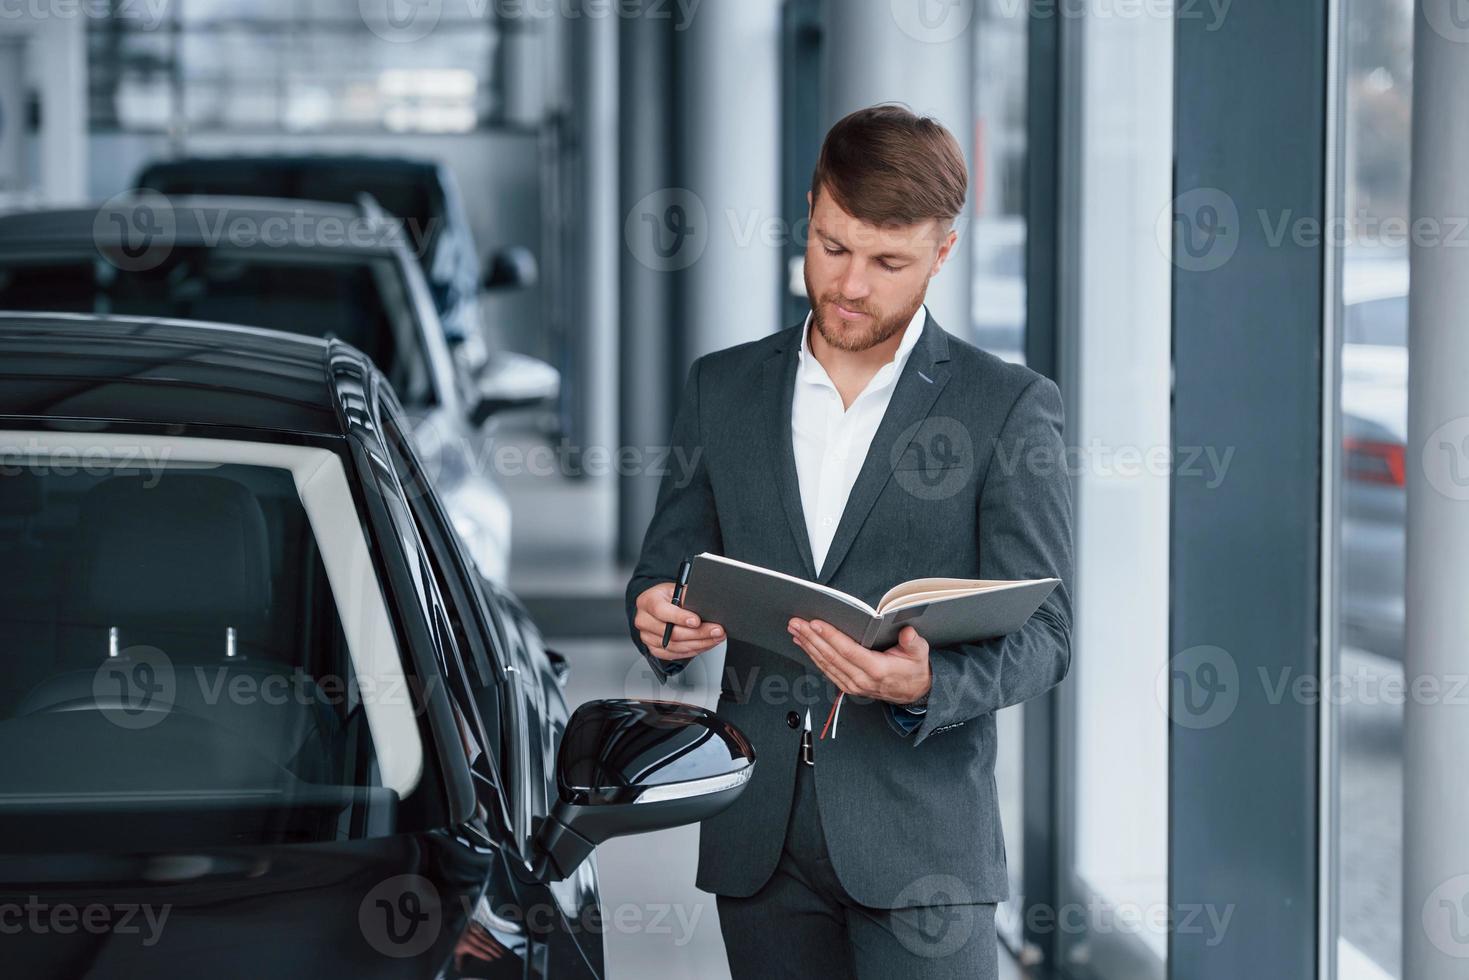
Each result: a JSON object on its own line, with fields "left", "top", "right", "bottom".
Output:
{"left": 0, "top": 196, "right": 409, "bottom": 256}
{"left": 138, "top": 154, "right": 442, "bottom": 178}
{"left": 0, "top": 312, "right": 366, "bottom": 437}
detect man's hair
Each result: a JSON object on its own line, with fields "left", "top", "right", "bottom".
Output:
{"left": 810, "top": 104, "right": 969, "bottom": 228}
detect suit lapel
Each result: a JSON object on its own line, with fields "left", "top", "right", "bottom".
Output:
{"left": 816, "top": 314, "right": 952, "bottom": 584}
{"left": 761, "top": 331, "right": 818, "bottom": 580}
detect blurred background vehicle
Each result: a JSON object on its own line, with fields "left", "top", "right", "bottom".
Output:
{"left": 0, "top": 197, "right": 560, "bottom": 584}
{"left": 132, "top": 154, "right": 540, "bottom": 374}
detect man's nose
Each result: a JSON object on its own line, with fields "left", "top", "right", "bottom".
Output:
{"left": 839, "top": 260, "right": 872, "bottom": 300}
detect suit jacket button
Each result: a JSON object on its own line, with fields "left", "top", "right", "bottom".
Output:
{"left": 786, "top": 711, "right": 800, "bottom": 729}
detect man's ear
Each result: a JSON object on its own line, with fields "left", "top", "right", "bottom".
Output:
{"left": 929, "top": 226, "right": 959, "bottom": 278}
{"left": 806, "top": 189, "right": 814, "bottom": 219}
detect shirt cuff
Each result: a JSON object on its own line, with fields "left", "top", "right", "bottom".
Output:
{"left": 885, "top": 701, "right": 927, "bottom": 736}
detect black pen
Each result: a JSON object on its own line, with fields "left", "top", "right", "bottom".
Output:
{"left": 662, "top": 556, "right": 694, "bottom": 649}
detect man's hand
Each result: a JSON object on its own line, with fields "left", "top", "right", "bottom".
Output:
{"left": 635, "top": 583, "right": 725, "bottom": 662}
{"left": 787, "top": 619, "right": 932, "bottom": 705}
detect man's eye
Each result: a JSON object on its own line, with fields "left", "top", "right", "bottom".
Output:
{"left": 823, "top": 246, "right": 844, "bottom": 256}
{"left": 879, "top": 261, "right": 902, "bottom": 273}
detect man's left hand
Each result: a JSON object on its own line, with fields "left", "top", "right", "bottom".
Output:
{"left": 787, "top": 618, "right": 932, "bottom": 705}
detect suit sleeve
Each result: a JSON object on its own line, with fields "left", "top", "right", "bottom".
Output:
{"left": 909, "top": 375, "right": 1074, "bottom": 746}
{"left": 624, "top": 355, "right": 725, "bottom": 681}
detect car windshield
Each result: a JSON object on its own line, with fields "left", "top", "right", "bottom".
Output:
{"left": 0, "top": 435, "right": 422, "bottom": 850}
{"left": 0, "top": 249, "right": 436, "bottom": 406}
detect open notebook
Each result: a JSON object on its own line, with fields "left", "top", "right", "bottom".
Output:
{"left": 680, "top": 552, "right": 1059, "bottom": 660}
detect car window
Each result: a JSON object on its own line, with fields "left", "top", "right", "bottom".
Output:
{"left": 0, "top": 250, "right": 436, "bottom": 406}
{"left": 138, "top": 163, "right": 446, "bottom": 266}
{"left": 0, "top": 446, "right": 406, "bottom": 849}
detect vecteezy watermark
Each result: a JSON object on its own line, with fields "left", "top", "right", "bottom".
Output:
{"left": 358, "top": 0, "right": 443, "bottom": 43}
{"left": 625, "top": 188, "right": 709, "bottom": 272}
{"left": 0, "top": 0, "right": 170, "bottom": 29}
{"left": 90, "top": 644, "right": 439, "bottom": 732}
{"left": 93, "top": 646, "right": 176, "bottom": 731}
{"left": 1422, "top": 416, "right": 1469, "bottom": 502}
{"left": 0, "top": 897, "right": 171, "bottom": 946}
{"left": 891, "top": 0, "right": 975, "bottom": 44}
{"left": 0, "top": 439, "right": 172, "bottom": 488}
{"left": 891, "top": 875, "right": 981, "bottom": 959}
{"left": 1157, "top": 187, "right": 1241, "bottom": 273}
{"left": 1159, "top": 187, "right": 1469, "bottom": 271}
{"left": 893, "top": 416, "right": 976, "bottom": 502}
{"left": 1422, "top": 874, "right": 1469, "bottom": 958}
{"left": 991, "top": 437, "right": 1236, "bottom": 489}
{"left": 360, "top": 874, "right": 444, "bottom": 958}
{"left": 1422, "top": 0, "right": 1469, "bottom": 46}
{"left": 89, "top": 192, "right": 440, "bottom": 273}
{"left": 93, "top": 190, "right": 177, "bottom": 274}
{"left": 997, "top": 896, "right": 1234, "bottom": 947}
{"left": 1156, "top": 645, "right": 1240, "bottom": 730}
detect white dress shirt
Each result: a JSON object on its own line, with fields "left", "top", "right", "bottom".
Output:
{"left": 791, "top": 304, "right": 927, "bottom": 730}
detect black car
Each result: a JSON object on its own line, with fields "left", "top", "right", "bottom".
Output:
{"left": 133, "top": 154, "right": 536, "bottom": 365}
{"left": 0, "top": 313, "right": 753, "bottom": 979}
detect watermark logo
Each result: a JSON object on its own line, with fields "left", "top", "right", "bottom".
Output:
{"left": 1423, "top": 874, "right": 1469, "bottom": 958}
{"left": 92, "top": 645, "right": 175, "bottom": 731}
{"left": 1423, "top": 416, "right": 1469, "bottom": 501}
{"left": 625, "top": 188, "right": 708, "bottom": 272}
{"left": 892, "top": 415, "right": 975, "bottom": 501}
{"left": 1157, "top": 645, "right": 1239, "bottom": 729}
{"left": 1424, "top": 0, "right": 1469, "bottom": 45}
{"left": 360, "top": 874, "right": 443, "bottom": 958}
{"left": 891, "top": 0, "right": 974, "bottom": 44}
{"left": 891, "top": 874, "right": 979, "bottom": 959}
{"left": 359, "top": 0, "right": 443, "bottom": 43}
{"left": 1158, "top": 188, "right": 1240, "bottom": 273}
{"left": 93, "top": 191, "right": 176, "bottom": 273}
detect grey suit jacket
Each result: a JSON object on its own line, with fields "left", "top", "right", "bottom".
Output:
{"left": 624, "top": 312, "right": 1073, "bottom": 908}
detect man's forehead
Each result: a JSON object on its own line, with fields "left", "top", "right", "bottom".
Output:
{"left": 811, "top": 207, "right": 943, "bottom": 253}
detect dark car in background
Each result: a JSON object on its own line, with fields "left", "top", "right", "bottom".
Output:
{"left": 0, "top": 313, "right": 754, "bottom": 979}
{"left": 133, "top": 154, "right": 537, "bottom": 371}
{"left": 0, "top": 196, "right": 556, "bottom": 584}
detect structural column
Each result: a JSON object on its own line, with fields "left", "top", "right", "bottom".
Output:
{"left": 1403, "top": 4, "right": 1469, "bottom": 977}
{"left": 821, "top": 0, "right": 974, "bottom": 333}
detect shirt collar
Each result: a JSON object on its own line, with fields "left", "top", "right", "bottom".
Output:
{"left": 796, "top": 304, "right": 927, "bottom": 387}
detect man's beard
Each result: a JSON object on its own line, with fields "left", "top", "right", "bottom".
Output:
{"left": 807, "top": 278, "right": 926, "bottom": 354}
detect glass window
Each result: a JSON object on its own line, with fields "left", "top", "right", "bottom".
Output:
{"left": 0, "top": 454, "right": 392, "bottom": 848}
{"left": 1332, "top": 0, "right": 1412, "bottom": 975}
{"left": 88, "top": 1, "right": 504, "bottom": 133}
{"left": 1055, "top": 4, "right": 1173, "bottom": 977}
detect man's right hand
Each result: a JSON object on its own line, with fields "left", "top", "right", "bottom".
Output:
{"left": 634, "top": 583, "right": 725, "bottom": 662}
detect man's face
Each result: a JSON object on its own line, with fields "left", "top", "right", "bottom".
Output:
{"left": 802, "top": 186, "right": 957, "bottom": 353}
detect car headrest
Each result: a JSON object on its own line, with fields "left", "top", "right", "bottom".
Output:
{"left": 73, "top": 474, "right": 272, "bottom": 634}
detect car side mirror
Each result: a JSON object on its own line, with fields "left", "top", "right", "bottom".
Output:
{"left": 528, "top": 699, "right": 755, "bottom": 883}
{"left": 482, "top": 246, "right": 538, "bottom": 291}
{"left": 469, "top": 350, "right": 560, "bottom": 427}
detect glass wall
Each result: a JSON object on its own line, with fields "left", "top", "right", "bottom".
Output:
{"left": 1331, "top": 0, "right": 1412, "bottom": 975}
{"left": 1055, "top": 1, "right": 1173, "bottom": 976}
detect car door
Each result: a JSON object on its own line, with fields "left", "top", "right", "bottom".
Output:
{"left": 379, "top": 392, "right": 603, "bottom": 979}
